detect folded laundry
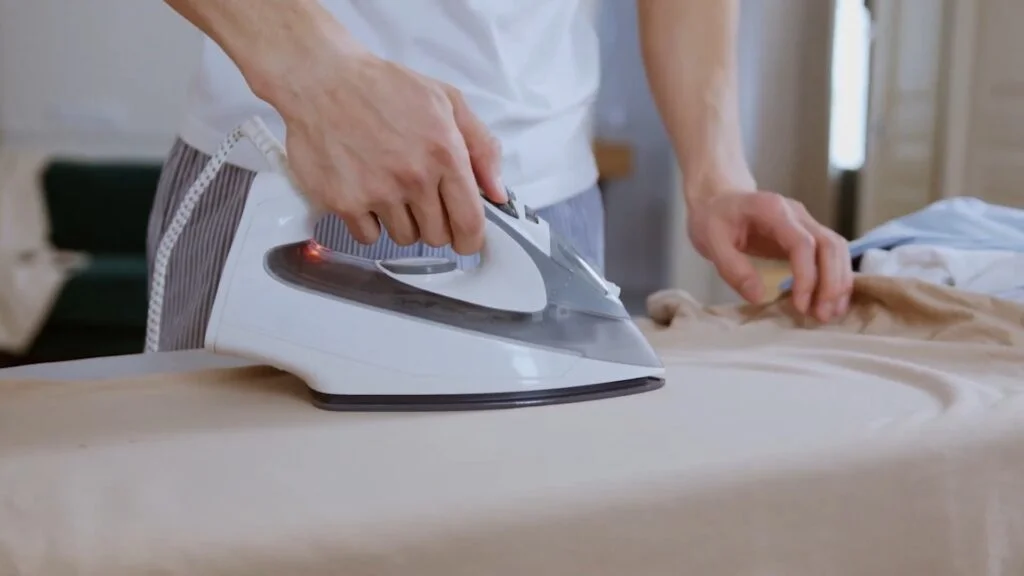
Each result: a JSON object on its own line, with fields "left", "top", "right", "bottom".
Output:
{"left": 859, "top": 245, "right": 1024, "bottom": 303}
{"left": 850, "top": 196, "right": 1024, "bottom": 256}
{"left": 779, "top": 197, "right": 1024, "bottom": 294}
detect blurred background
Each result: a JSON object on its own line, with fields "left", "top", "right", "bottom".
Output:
{"left": 0, "top": 0, "right": 1017, "bottom": 366}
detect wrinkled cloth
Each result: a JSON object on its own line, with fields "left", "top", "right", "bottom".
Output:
{"left": 647, "top": 273, "right": 1024, "bottom": 347}
{"left": 0, "top": 148, "right": 84, "bottom": 353}
{"left": 858, "top": 245, "right": 1024, "bottom": 303}
{"left": 3, "top": 276, "right": 1024, "bottom": 575}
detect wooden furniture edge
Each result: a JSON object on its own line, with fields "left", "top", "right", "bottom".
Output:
{"left": 593, "top": 140, "right": 633, "bottom": 181}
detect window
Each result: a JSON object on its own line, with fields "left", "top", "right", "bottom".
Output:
{"left": 829, "top": 0, "right": 872, "bottom": 171}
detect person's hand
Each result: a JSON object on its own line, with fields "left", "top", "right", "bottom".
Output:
{"left": 267, "top": 43, "right": 506, "bottom": 255}
{"left": 687, "top": 189, "right": 853, "bottom": 322}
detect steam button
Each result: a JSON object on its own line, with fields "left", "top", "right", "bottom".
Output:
{"left": 380, "top": 257, "right": 457, "bottom": 275}
{"left": 524, "top": 205, "right": 539, "bottom": 223}
{"left": 483, "top": 186, "right": 520, "bottom": 218}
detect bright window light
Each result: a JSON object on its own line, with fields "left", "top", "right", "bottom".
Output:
{"left": 829, "top": 0, "right": 872, "bottom": 171}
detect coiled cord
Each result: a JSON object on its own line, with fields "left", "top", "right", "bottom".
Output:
{"left": 145, "top": 117, "right": 287, "bottom": 353}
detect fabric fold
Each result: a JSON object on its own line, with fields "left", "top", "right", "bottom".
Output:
{"left": 3, "top": 276, "right": 1024, "bottom": 574}
{"left": 647, "top": 274, "right": 1024, "bottom": 347}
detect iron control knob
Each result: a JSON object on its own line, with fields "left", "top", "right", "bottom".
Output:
{"left": 524, "top": 205, "right": 539, "bottom": 223}
{"left": 485, "top": 187, "right": 519, "bottom": 219}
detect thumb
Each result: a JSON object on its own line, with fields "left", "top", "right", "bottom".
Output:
{"left": 447, "top": 87, "right": 507, "bottom": 204}
{"left": 707, "top": 223, "right": 765, "bottom": 303}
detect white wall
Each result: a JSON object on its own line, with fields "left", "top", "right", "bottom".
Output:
{"left": 0, "top": 0, "right": 202, "bottom": 159}
{"left": 0, "top": 0, "right": 832, "bottom": 185}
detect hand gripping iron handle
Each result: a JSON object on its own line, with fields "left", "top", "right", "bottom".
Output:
{"left": 225, "top": 118, "right": 546, "bottom": 315}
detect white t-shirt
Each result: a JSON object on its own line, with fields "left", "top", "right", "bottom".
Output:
{"left": 178, "top": 0, "right": 600, "bottom": 209}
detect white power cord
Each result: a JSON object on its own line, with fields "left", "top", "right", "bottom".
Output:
{"left": 145, "top": 116, "right": 288, "bottom": 353}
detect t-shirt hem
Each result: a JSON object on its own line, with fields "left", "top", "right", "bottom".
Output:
{"left": 176, "top": 113, "right": 599, "bottom": 209}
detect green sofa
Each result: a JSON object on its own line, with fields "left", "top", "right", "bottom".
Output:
{"left": 1, "top": 161, "right": 162, "bottom": 367}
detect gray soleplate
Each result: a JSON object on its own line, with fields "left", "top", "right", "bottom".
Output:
{"left": 309, "top": 376, "right": 665, "bottom": 412}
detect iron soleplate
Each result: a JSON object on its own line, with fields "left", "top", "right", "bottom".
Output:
{"left": 309, "top": 376, "right": 665, "bottom": 412}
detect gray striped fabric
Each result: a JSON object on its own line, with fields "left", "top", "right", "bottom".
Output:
{"left": 146, "top": 138, "right": 606, "bottom": 351}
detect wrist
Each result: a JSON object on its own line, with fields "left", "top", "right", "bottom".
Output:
{"left": 682, "top": 166, "right": 756, "bottom": 211}
{"left": 235, "top": 6, "right": 367, "bottom": 112}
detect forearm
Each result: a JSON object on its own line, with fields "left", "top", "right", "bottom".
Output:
{"left": 164, "top": 0, "right": 364, "bottom": 109}
{"left": 638, "top": 0, "right": 755, "bottom": 207}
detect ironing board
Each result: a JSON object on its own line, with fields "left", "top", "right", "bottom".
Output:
{"left": 4, "top": 276, "right": 1024, "bottom": 575}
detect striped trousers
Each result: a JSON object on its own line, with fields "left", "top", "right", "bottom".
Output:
{"left": 146, "top": 139, "right": 606, "bottom": 351}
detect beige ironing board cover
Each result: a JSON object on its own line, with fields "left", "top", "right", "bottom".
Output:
{"left": 3, "top": 275, "right": 1024, "bottom": 575}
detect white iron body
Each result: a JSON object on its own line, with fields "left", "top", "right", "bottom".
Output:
{"left": 205, "top": 171, "right": 665, "bottom": 399}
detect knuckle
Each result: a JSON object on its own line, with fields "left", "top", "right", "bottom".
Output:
{"left": 362, "top": 189, "right": 393, "bottom": 211}
{"left": 820, "top": 288, "right": 846, "bottom": 305}
{"left": 427, "top": 139, "right": 458, "bottom": 168}
{"left": 392, "top": 164, "right": 431, "bottom": 191}
{"left": 829, "top": 231, "right": 850, "bottom": 250}
{"left": 442, "top": 83, "right": 465, "bottom": 106}
{"left": 425, "top": 83, "right": 456, "bottom": 111}
{"left": 819, "top": 277, "right": 844, "bottom": 294}
{"left": 784, "top": 227, "right": 817, "bottom": 254}
{"left": 797, "top": 231, "right": 817, "bottom": 250}
{"left": 753, "top": 191, "right": 787, "bottom": 213}
{"left": 814, "top": 228, "right": 846, "bottom": 252}
{"left": 474, "top": 135, "right": 501, "bottom": 164}
{"left": 451, "top": 211, "right": 484, "bottom": 237}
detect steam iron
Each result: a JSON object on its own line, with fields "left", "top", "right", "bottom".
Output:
{"left": 150, "top": 118, "right": 666, "bottom": 411}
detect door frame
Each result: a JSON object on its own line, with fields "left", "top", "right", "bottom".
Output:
{"left": 857, "top": 0, "right": 895, "bottom": 237}
{"left": 857, "top": 0, "right": 964, "bottom": 236}
{"left": 938, "top": 0, "right": 979, "bottom": 199}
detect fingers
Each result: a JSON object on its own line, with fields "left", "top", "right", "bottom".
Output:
{"left": 304, "top": 76, "right": 491, "bottom": 254}
{"left": 341, "top": 211, "right": 383, "bottom": 245}
{"left": 706, "top": 222, "right": 765, "bottom": 303}
{"left": 408, "top": 194, "right": 452, "bottom": 248}
{"left": 446, "top": 86, "right": 507, "bottom": 204}
{"left": 421, "top": 87, "right": 485, "bottom": 255}
{"left": 374, "top": 203, "right": 420, "bottom": 246}
{"left": 808, "top": 228, "right": 852, "bottom": 321}
{"left": 439, "top": 172, "right": 486, "bottom": 255}
{"left": 695, "top": 189, "right": 853, "bottom": 320}
{"left": 351, "top": 117, "right": 483, "bottom": 255}
{"left": 750, "top": 193, "right": 817, "bottom": 314}
{"left": 781, "top": 201, "right": 853, "bottom": 321}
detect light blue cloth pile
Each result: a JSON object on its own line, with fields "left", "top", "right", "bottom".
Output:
{"left": 779, "top": 197, "right": 1024, "bottom": 291}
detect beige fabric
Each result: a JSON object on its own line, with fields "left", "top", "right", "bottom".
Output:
{"left": 0, "top": 148, "right": 84, "bottom": 354}
{"left": 3, "top": 275, "right": 1024, "bottom": 574}
{"left": 646, "top": 273, "right": 1024, "bottom": 346}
